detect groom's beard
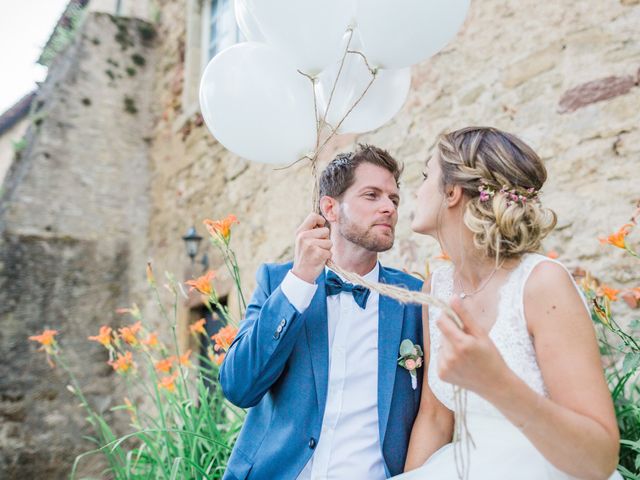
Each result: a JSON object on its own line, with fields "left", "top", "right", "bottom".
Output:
{"left": 337, "top": 207, "right": 395, "bottom": 253}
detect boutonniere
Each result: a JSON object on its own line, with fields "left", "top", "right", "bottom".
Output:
{"left": 398, "top": 339, "right": 424, "bottom": 390}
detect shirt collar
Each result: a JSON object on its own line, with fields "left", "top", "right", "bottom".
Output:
{"left": 325, "top": 261, "right": 380, "bottom": 283}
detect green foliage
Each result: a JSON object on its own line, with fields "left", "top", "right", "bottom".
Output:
{"left": 131, "top": 53, "right": 146, "bottom": 67}
{"left": 124, "top": 96, "right": 138, "bottom": 114}
{"left": 12, "top": 138, "right": 27, "bottom": 154}
{"left": 587, "top": 207, "right": 640, "bottom": 479}
{"left": 137, "top": 23, "right": 157, "bottom": 44}
{"left": 113, "top": 19, "right": 136, "bottom": 51}
{"left": 31, "top": 112, "right": 46, "bottom": 127}
{"left": 38, "top": 1, "right": 88, "bottom": 67}
{"left": 69, "top": 360, "right": 244, "bottom": 479}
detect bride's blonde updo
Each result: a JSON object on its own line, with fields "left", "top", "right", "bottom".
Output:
{"left": 436, "top": 126, "right": 557, "bottom": 260}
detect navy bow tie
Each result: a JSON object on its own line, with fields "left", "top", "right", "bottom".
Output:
{"left": 325, "top": 270, "right": 371, "bottom": 309}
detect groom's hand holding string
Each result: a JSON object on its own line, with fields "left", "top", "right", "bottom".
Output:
{"left": 436, "top": 297, "right": 510, "bottom": 397}
{"left": 291, "top": 213, "right": 332, "bottom": 284}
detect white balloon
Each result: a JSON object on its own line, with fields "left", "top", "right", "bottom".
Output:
{"left": 316, "top": 32, "right": 412, "bottom": 134}
{"left": 199, "top": 42, "right": 317, "bottom": 165}
{"left": 241, "top": 0, "right": 356, "bottom": 75}
{"left": 234, "top": 0, "right": 266, "bottom": 43}
{"left": 355, "top": 0, "right": 470, "bottom": 69}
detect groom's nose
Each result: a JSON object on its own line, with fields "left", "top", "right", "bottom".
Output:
{"left": 379, "top": 196, "right": 397, "bottom": 214}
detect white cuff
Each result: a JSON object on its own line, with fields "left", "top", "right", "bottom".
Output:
{"left": 281, "top": 270, "right": 318, "bottom": 314}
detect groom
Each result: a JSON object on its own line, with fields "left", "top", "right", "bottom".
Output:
{"left": 220, "top": 145, "right": 424, "bottom": 479}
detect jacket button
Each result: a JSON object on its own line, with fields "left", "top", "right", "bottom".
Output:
{"left": 280, "top": 319, "right": 287, "bottom": 328}
{"left": 308, "top": 437, "right": 316, "bottom": 449}
{"left": 273, "top": 331, "right": 280, "bottom": 340}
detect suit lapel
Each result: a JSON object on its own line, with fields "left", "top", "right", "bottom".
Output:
{"left": 377, "top": 266, "right": 405, "bottom": 445}
{"left": 304, "top": 271, "right": 329, "bottom": 414}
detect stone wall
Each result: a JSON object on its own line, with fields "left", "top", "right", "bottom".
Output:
{"left": 147, "top": 0, "right": 639, "bottom": 332}
{"left": 0, "top": 12, "right": 156, "bottom": 478}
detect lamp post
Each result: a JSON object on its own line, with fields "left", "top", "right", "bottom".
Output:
{"left": 182, "top": 226, "right": 208, "bottom": 271}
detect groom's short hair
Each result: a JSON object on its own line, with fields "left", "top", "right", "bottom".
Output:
{"left": 319, "top": 144, "right": 403, "bottom": 200}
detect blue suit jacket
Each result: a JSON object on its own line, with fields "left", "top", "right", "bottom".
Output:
{"left": 220, "top": 262, "right": 423, "bottom": 479}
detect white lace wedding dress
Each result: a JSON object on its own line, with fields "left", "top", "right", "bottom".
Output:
{"left": 395, "top": 253, "right": 622, "bottom": 480}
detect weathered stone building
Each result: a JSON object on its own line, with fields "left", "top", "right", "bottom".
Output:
{"left": 1, "top": 0, "right": 638, "bottom": 477}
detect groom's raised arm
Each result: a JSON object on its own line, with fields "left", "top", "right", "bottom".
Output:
{"left": 220, "top": 213, "right": 331, "bottom": 408}
{"left": 219, "top": 263, "right": 312, "bottom": 408}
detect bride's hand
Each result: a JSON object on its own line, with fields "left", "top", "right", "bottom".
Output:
{"left": 436, "top": 297, "right": 511, "bottom": 397}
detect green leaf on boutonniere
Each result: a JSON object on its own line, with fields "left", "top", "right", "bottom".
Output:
{"left": 399, "top": 339, "right": 416, "bottom": 357}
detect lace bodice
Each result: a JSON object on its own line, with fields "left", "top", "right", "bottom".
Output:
{"left": 427, "top": 253, "right": 565, "bottom": 415}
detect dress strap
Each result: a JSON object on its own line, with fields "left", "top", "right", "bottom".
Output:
{"left": 516, "top": 253, "right": 590, "bottom": 320}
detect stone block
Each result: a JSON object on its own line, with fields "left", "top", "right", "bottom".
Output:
{"left": 502, "top": 44, "right": 562, "bottom": 88}
{"left": 558, "top": 75, "right": 637, "bottom": 113}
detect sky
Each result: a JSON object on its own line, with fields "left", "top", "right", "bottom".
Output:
{"left": 0, "top": 0, "right": 70, "bottom": 114}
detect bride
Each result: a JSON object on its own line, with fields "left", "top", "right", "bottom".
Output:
{"left": 396, "top": 127, "right": 621, "bottom": 479}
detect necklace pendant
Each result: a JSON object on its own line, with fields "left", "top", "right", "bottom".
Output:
{"left": 459, "top": 292, "right": 467, "bottom": 299}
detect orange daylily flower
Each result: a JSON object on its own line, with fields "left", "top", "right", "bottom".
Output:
{"left": 109, "top": 351, "right": 135, "bottom": 374}
{"left": 155, "top": 357, "right": 173, "bottom": 373}
{"left": 29, "top": 329, "right": 59, "bottom": 348}
{"left": 185, "top": 271, "right": 216, "bottom": 296}
{"left": 119, "top": 321, "right": 142, "bottom": 346}
{"left": 546, "top": 250, "right": 559, "bottom": 259}
{"left": 158, "top": 371, "right": 179, "bottom": 393}
{"left": 29, "top": 329, "right": 59, "bottom": 366}
{"left": 598, "top": 285, "right": 620, "bottom": 302}
{"left": 599, "top": 223, "right": 633, "bottom": 249}
{"left": 203, "top": 214, "right": 239, "bottom": 243}
{"left": 88, "top": 326, "right": 114, "bottom": 348}
{"left": 142, "top": 332, "right": 159, "bottom": 348}
{"left": 214, "top": 353, "right": 225, "bottom": 365}
{"left": 205, "top": 345, "right": 225, "bottom": 365}
{"left": 190, "top": 318, "right": 207, "bottom": 336}
{"left": 212, "top": 325, "right": 238, "bottom": 352}
{"left": 177, "top": 349, "right": 193, "bottom": 367}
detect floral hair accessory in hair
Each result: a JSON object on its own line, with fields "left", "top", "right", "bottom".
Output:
{"left": 478, "top": 182, "right": 496, "bottom": 202}
{"left": 398, "top": 339, "right": 424, "bottom": 390}
{"left": 499, "top": 185, "right": 539, "bottom": 206}
{"left": 478, "top": 180, "right": 539, "bottom": 206}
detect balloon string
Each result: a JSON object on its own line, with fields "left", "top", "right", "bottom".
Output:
{"left": 325, "top": 71, "right": 376, "bottom": 138}
{"left": 320, "top": 28, "right": 355, "bottom": 130}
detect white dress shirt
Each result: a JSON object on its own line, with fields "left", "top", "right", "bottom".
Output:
{"left": 281, "top": 264, "right": 387, "bottom": 480}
